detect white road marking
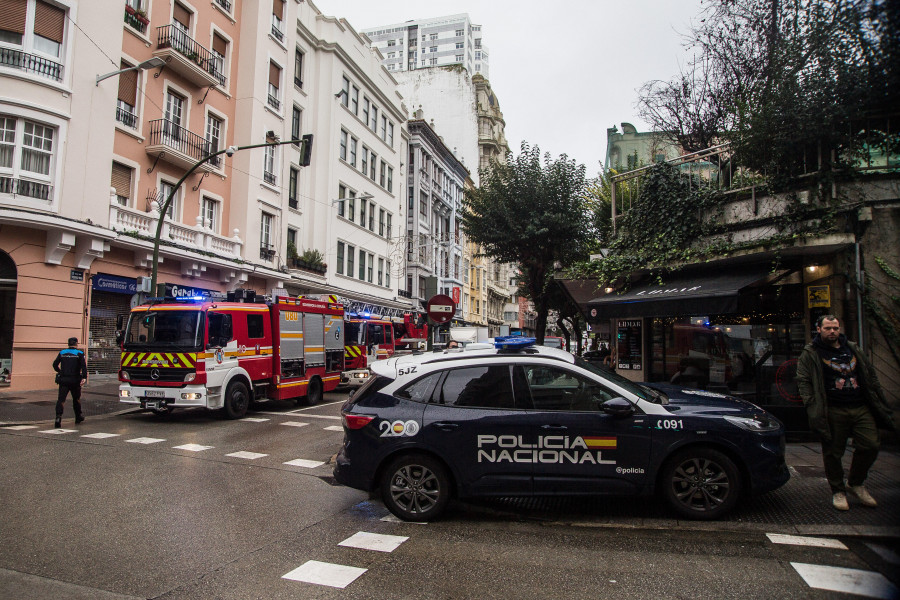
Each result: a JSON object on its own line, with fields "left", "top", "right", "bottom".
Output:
{"left": 288, "top": 400, "right": 344, "bottom": 412}
{"left": 338, "top": 531, "right": 409, "bottom": 553}
{"left": 280, "top": 421, "right": 309, "bottom": 428}
{"left": 380, "top": 515, "right": 428, "bottom": 525}
{"left": 791, "top": 563, "right": 899, "bottom": 599}
{"left": 126, "top": 437, "right": 166, "bottom": 444}
{"left": 767, "top": 533, "right": 848, "bottom": 550}
{"left": 323, "top": 425, "right": 343, "bottom": 432}
{"left": 81, "top": 433, "right": 120, "bottom": 439}
{"left": 240, "top": 417, "right": 270, "bottom": 423}
{"left": 865, "top": 542, "right": 900, "bottom": 566}
{"left": 256, "top": 412, "right": 340, "bottom": 420}
{"left": 40, "top": 429, "right": 77, "bottom": 434}
{"left": 283, "top": 458, "right": 324, "bottom": 468}
{"left": 226, "top": 451, "right": 267, "bottom": 460}
{"left": 5, "top": 425, "right": 38, "bottom": 430}
{"left": 173, "top": 443, "right": 214, "bottom": 452}
{"left": 282, "top": 560, "right": 366, "bottom": 589}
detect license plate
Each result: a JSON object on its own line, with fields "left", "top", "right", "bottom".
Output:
{"left": 145, "top": 390, "right": 165, "bottom": 398}
{"left": 144, "top": 401, "right": 159, "bottom": 410}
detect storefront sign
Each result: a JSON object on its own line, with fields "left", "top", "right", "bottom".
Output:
{"left": 807, "top": 285, "right": 830, "bottom": 308}
{"left": 616, "top": 319, "right": 643, "bottom": 370}
{"left": 92, "top": 273, "right": 136, "bottom": 294}
{"left": 165, "top": 283, "right": 226, "bottom": 300}
{"left": 70, "top": 270, "right": 84, "bottom": 282}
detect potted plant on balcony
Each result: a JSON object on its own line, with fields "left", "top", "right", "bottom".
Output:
{"left": 289, "top": 248, "right": 327, "bottom": 274}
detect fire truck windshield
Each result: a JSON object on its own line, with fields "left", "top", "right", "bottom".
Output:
{"left": 346, "top": 320, "right": 364, "bottom": 345}
{"left": 124, "top": 310, "right": 204, "bottom": 349}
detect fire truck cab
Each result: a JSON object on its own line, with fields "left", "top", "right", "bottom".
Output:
{"left": 340, "top": 312, "right": 426, "bottom": 389}
{"left": 118, "top": 292, "right": 344, "bottom": 418}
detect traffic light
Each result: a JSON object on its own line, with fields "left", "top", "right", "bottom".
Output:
{"left": 299, "top": 134, "right": 313, "bottom": 167}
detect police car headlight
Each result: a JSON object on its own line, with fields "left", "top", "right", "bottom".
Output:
{"left": 184, "top": 373, "right": 196, "bottom": 383}
{"left": 724, "top": 415, "right": 780, "bottom": 432}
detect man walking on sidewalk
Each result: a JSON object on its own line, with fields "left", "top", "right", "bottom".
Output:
{"left": 52, "top": 337, "right": 87, "bottom": 428}
{"left": 797, "top": 315, "right": 895, "bottom": 511}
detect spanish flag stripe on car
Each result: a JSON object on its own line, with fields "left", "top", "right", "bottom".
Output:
{"left": 581, "top": 436, "right": 617, "bottom": 449}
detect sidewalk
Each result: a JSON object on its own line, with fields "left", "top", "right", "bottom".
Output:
{"left": 0, "top": 375, "right": 129, "bottom": 425}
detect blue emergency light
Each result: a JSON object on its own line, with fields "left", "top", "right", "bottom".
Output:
{"left": 494, "top": 336, "right": 536, "bottom": 350}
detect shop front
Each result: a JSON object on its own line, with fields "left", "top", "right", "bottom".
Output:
{"left": 88, "top": 273, "right": 138, "bottom": 375}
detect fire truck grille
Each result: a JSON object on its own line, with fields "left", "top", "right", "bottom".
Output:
{"left": 127, "top": 367, "right": 193, "bottom": 383}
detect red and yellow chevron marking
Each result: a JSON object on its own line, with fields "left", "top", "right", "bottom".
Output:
{"left": 344, "top": 345, "right": 363, "bottom": 358}
{"left": 328, "top": 295, "right": 338, "bottom": 304}
{"left": 121, "top": 352, "right": 197, "bottom": 368}
{"left": 581, "top": 436, "right": 617, "bottom": 449}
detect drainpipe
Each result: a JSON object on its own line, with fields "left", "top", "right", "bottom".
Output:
{"left": 855, "top": 240, "right": 865, "bottom": 350}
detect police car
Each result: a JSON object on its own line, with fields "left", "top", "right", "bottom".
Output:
{"left": 333, "top": 338, "right": 789, "bottom": 521}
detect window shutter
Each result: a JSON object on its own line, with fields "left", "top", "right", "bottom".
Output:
{"left": 110, "top": 162, "right": 132, "bottom": 200}
{"left": 269, "top": 62, "right": 280, "bottom": 87}
{"left": 0, "top": 0, "right": 27, "bottom": 35}
{"left": 117, "top": 62, "right": 137, "bottom": 103}
{"left": 273, "top": 0, "right": 284, "bottom": 19}
{"left": 212, "top": 33, "right": 227, "bottom": 56}
{"left": 172, "top": 2, "right": 191, "bottom": 28}
{"left": 34, "top": 0, "right": 65, "bottom": 43}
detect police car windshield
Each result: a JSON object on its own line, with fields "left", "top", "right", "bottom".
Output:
{"left": 124, "top": 310, "right": 204, "bottom": 349}
{"left": 574, "top": 356, "right": 653, "bottom": 401}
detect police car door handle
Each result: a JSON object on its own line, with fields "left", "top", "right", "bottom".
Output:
{"left": 433, "top": 422, "right": 459, "bottom": 431}
{"left": 540, "top": 424, "right": 568, "bottom": 431}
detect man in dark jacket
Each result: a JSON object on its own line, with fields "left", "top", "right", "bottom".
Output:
{"left": 796, "top": 315, "right": 895, "bottom": 511}
{"left": 52, "top": 337, "right": 88, "bottom": 428}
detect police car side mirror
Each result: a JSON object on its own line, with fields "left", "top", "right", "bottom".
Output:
{"left": 602, "top": 397, "right": 635, "bottom": 418}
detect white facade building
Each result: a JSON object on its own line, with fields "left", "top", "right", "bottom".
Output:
{"left": 361, "top": 13, "right": 488, "bottom": 79}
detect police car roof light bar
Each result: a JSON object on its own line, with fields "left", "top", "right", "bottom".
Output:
{"left": 494, "top": 336, "right": 536, "bottom": 350}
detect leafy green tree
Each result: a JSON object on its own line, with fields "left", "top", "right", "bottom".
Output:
{"left": 463, "top": 143, "right": 592, "bottom": 343}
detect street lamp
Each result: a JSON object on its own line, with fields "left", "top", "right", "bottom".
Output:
{"left": 149, "top": 135, "right": 313, "bottom": 295}
{"left": 96, "top": 57, "right": 165, "bottom": 86}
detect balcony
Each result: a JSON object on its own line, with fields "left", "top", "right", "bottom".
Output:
{"left": 263, "top": 170, "right": 276, "bottom": 185}
{"left": 153, "top": 25, "right": 221, "bottom": 87}
{"left": 271, "top": 23, "right": 284, "bottom": 43}
{"left": 0, "top": 47, "right": 63, "bottom": 82}
{"left": 213, "top": 0, "right": 232, "bottom": 12}
{"left": 123, "top": 6, "right": 149, "bottom": 34}
{"left": 115, "top": 102, "right": 137, "bottom": 129}
{"left": 146, "top": 119, "right": 219, "bottom": 172}
{"left": 267, "top": 93, "right": 281, "bottom": 111}
{"left": 0, "top": 175, "right": 52, "bottom": 201}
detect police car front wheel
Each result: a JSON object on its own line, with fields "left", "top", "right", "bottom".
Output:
{"left": 380, "top": 454, "right": 451, "bottom": 522}
{"left": 661, "top": 447, "right": 742, "bottom": 520}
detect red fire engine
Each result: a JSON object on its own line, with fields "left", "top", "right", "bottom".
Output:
{"left": 117, "top": 290, "right": 344, "bottom": 418}
{"left": 340, "top": 312, "right": 427, "bottom": 388}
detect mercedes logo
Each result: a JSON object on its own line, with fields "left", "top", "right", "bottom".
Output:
{"left": 150, "top": 369, "right": 160, "bottom": 380}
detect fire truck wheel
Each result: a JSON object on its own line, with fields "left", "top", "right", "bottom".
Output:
{"left": 305, "top": 376, "right": 323, "bottom": 406}
{"left": 223, "top": 380, "right": 250, "bottom": 419}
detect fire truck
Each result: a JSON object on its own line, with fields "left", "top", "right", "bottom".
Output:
{"left": 340, "top": 312, "right": 427, "bottom": 388}
{"left": 117, "top": 290, "right": 344, "bottom": 418}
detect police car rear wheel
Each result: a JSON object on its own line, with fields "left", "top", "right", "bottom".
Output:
{"left": 381, "top": 454, "right": 450, "bottom": 521}
{"left": 223, "top": 381, "right": 250, "bottom": 419}
{"left": 661, "top": 447, "right": 741, "bottom": 520}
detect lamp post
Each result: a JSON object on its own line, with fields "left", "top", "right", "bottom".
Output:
{"left": 149, "top": 135, "right": 312, "bottom": 295}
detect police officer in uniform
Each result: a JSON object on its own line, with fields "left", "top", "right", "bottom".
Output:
{"left": 52, "top": 337, "right": 87, "bottom": 428}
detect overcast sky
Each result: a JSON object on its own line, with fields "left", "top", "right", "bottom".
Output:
{"left": 312, "top": 0, "right": 704, "bottom": 176}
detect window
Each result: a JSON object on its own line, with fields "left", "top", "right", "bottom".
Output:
{"left": 205, "top": 113, "right": 223, "bottom": 166}
{"left": 378, "top": 257, "right": 384, "bottom": 286}
{"left": 351, "top": 86, "right": 359, "bottom": 114}
{"left": 380, "top": 115, "right": 387, "bottom": 140}
{"left": 368, "top": 201, "right": 375, "bottom": 231}
{"left": 430, "top": 33, "right": 437, "bottom": 41}
{"left": 379, "top": 161, "right": 386, "bottom": 187}
{"left": 386, "top": 166, "right": 393, "bottom": 192}
{"left": 388, "top": 122, "right": 394, "bottom": 147}
{"left": 211, "top": 33, "right": 228, "bottom": 86}
{"left": 387, "top": 39, "right": 395, "bottom": 47}
{"left": 429, "top": 58, "right": 437, "bottom": 65}
{"left": 439, "top": 366, "right": 516, "bottom": 409}
{"left": 361, "top": 146, "right": 368, "bottom": 175}
{"left": 291, "top": 106, "right": 301, "bottom": 143}
{"left": 293, "top": 47, "right": 304, "bottom": 87}
{"left": 202, "top": 196, "right": 219, "bottom": 231}
{"left": 271, "top": 0, "right": 284, "bottom": 41}
{"left": 247, "top": 314, "right": 265, "bottom": 338}
{"left": 337, "top": 184, "right": 346, "bottom": 217}
{"left": 164, "top": 90, "right": 185, "bottom": 139}
{"left": 0, "top": 0, "right": 66, "bottom": 81}
{"left": 359, "top": 200, "right": 366, "bottom": 227}
{"left": 369, "top": 152, "right": 377, "bottom": 180}
{"left": 340, "top": 76, "right": 350, "bottom": 107}
{"left": 455, "top": 29, "right": 463, "bottom": 36}
{"left": 348, "top": 192, "right": 355, "bottom": 221}
{"left": 386, "top": 213, "right": 392, "bottom": 239}
{"left": 455, "top": 54, "right": 463, "bottom": 61}
{"left": 367, "top": 252, "right": 374, "bottom": 282}
{"left": 336, "top": 241, "right": 345, "bottom": 275}
{"left": 287, "top": 227, "right": 296, "bottom": 249}
{"left": 288, "top": 167, "right": 298, "bottom": 208}
{"left": 395, "top": 372, "right": 441, "bottom": 403}
{"left": 455, "top": 42, "right": 463, "bottom": 49}
{"left": 260, "top": 212, "right": 273, "bottom": 256}
{"left": 110, "top": 161, "right": 132, "bottom": 206}
{"left": 346, "top": 244, "right": 355, "bottom": 276}
{"left": 386, "top": 260, "right": 391, "bottom": 288}
{"left": 158, "top": 180, "right": 179, "bottom": 219}
{"left": 115, "top": 61, "right": 138, "bottom": 128}
{"left": 419, "top": 191, "right": 427, "bottom": 216}
{"left": 263, "top": 143, "right": 276, "bottom": 185}
{"left": 379, "top": 208, "right": 385, "bottom": 236}
{"left": 339, "top": 129, "right": 347, "bottom": 161}
{"left": 349, "top": 137, "right": 357, "bottom": 167}
{"left": 362, "top": 98, "right": 369, "bottom": 125}
{"left": 358, "top": 248, "right": 365, "bottom": 279}
{"left": 521, "top": 365, "right": 616, "bottom": 412}
{"left": 370, "top": 105, "right": 378, "bottom": 132}
{"left": 268, "top": 61, "right": 281, "bottom": 110}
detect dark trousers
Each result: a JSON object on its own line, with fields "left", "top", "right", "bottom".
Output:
{"left": 821, "top": 404, "right": 880, "bottom": 492}
{"left": 56, "top": 383, "right": 83, "bottom": 418}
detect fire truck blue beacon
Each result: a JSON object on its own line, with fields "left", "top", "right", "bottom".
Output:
{"left": 334, "top": 337, "right": 789, "bottom": 522}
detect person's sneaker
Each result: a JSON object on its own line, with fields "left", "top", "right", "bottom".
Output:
{"left": 832, "top": 492, "right": 849, "bottom": 511}
{"left": 848, "top": 485, "right": 877, "bottom": 507}
{"left": 54, "top": 418, "right": 61, "bottom": 429}
{"left": 75, "top": 415, "right": 85, "bottom": 424}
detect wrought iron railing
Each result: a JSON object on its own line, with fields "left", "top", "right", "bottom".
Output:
{"left": 0, "top": 175, "right": 52, "bottom": 200}
{"left": 123, "top": 8, "right": 148, "bottom": 34}
{"left": 263, "top": 171, "right": 276, "bottom": 185}
{"left": 148, "top": 119, "right": 218, "bottom": 165}
{"left": 214, "top": 0, "right": 231, "bottom": 12}
{"left": 0, "top": 47, "right": 63, "bottom": 81}
{"left": 156, "top": 24, "right": 221, "bottom": 82}
{"left": 116, "top": 103, "right": 138, "bottom": 129}
{"left": 271, "top": 23, "right": 284, "bottom": 42}
{"left": 267, "top": 93, "right": 280, "bottom": 111}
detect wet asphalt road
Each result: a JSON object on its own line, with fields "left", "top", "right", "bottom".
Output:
{"left": 1, "top": 392, "right": 897, "bottom": 599}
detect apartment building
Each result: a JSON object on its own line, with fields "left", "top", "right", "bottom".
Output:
{"left": 361, "top": 13, "right": 488, "bottom": 79}
{"left": 404, "top": 118, "right": 468, "bottom": 319}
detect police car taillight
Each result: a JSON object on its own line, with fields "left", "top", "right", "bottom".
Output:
{"left": 342, "top": 413, "right": 374, "bottom": 429}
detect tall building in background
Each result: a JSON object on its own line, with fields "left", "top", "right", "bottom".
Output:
{"left": 361, "top": 14, "right": 488, "bottom": 79}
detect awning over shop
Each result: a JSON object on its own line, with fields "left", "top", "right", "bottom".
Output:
{"left": 580, "top": 268, "right": 774, "bottom": 319}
